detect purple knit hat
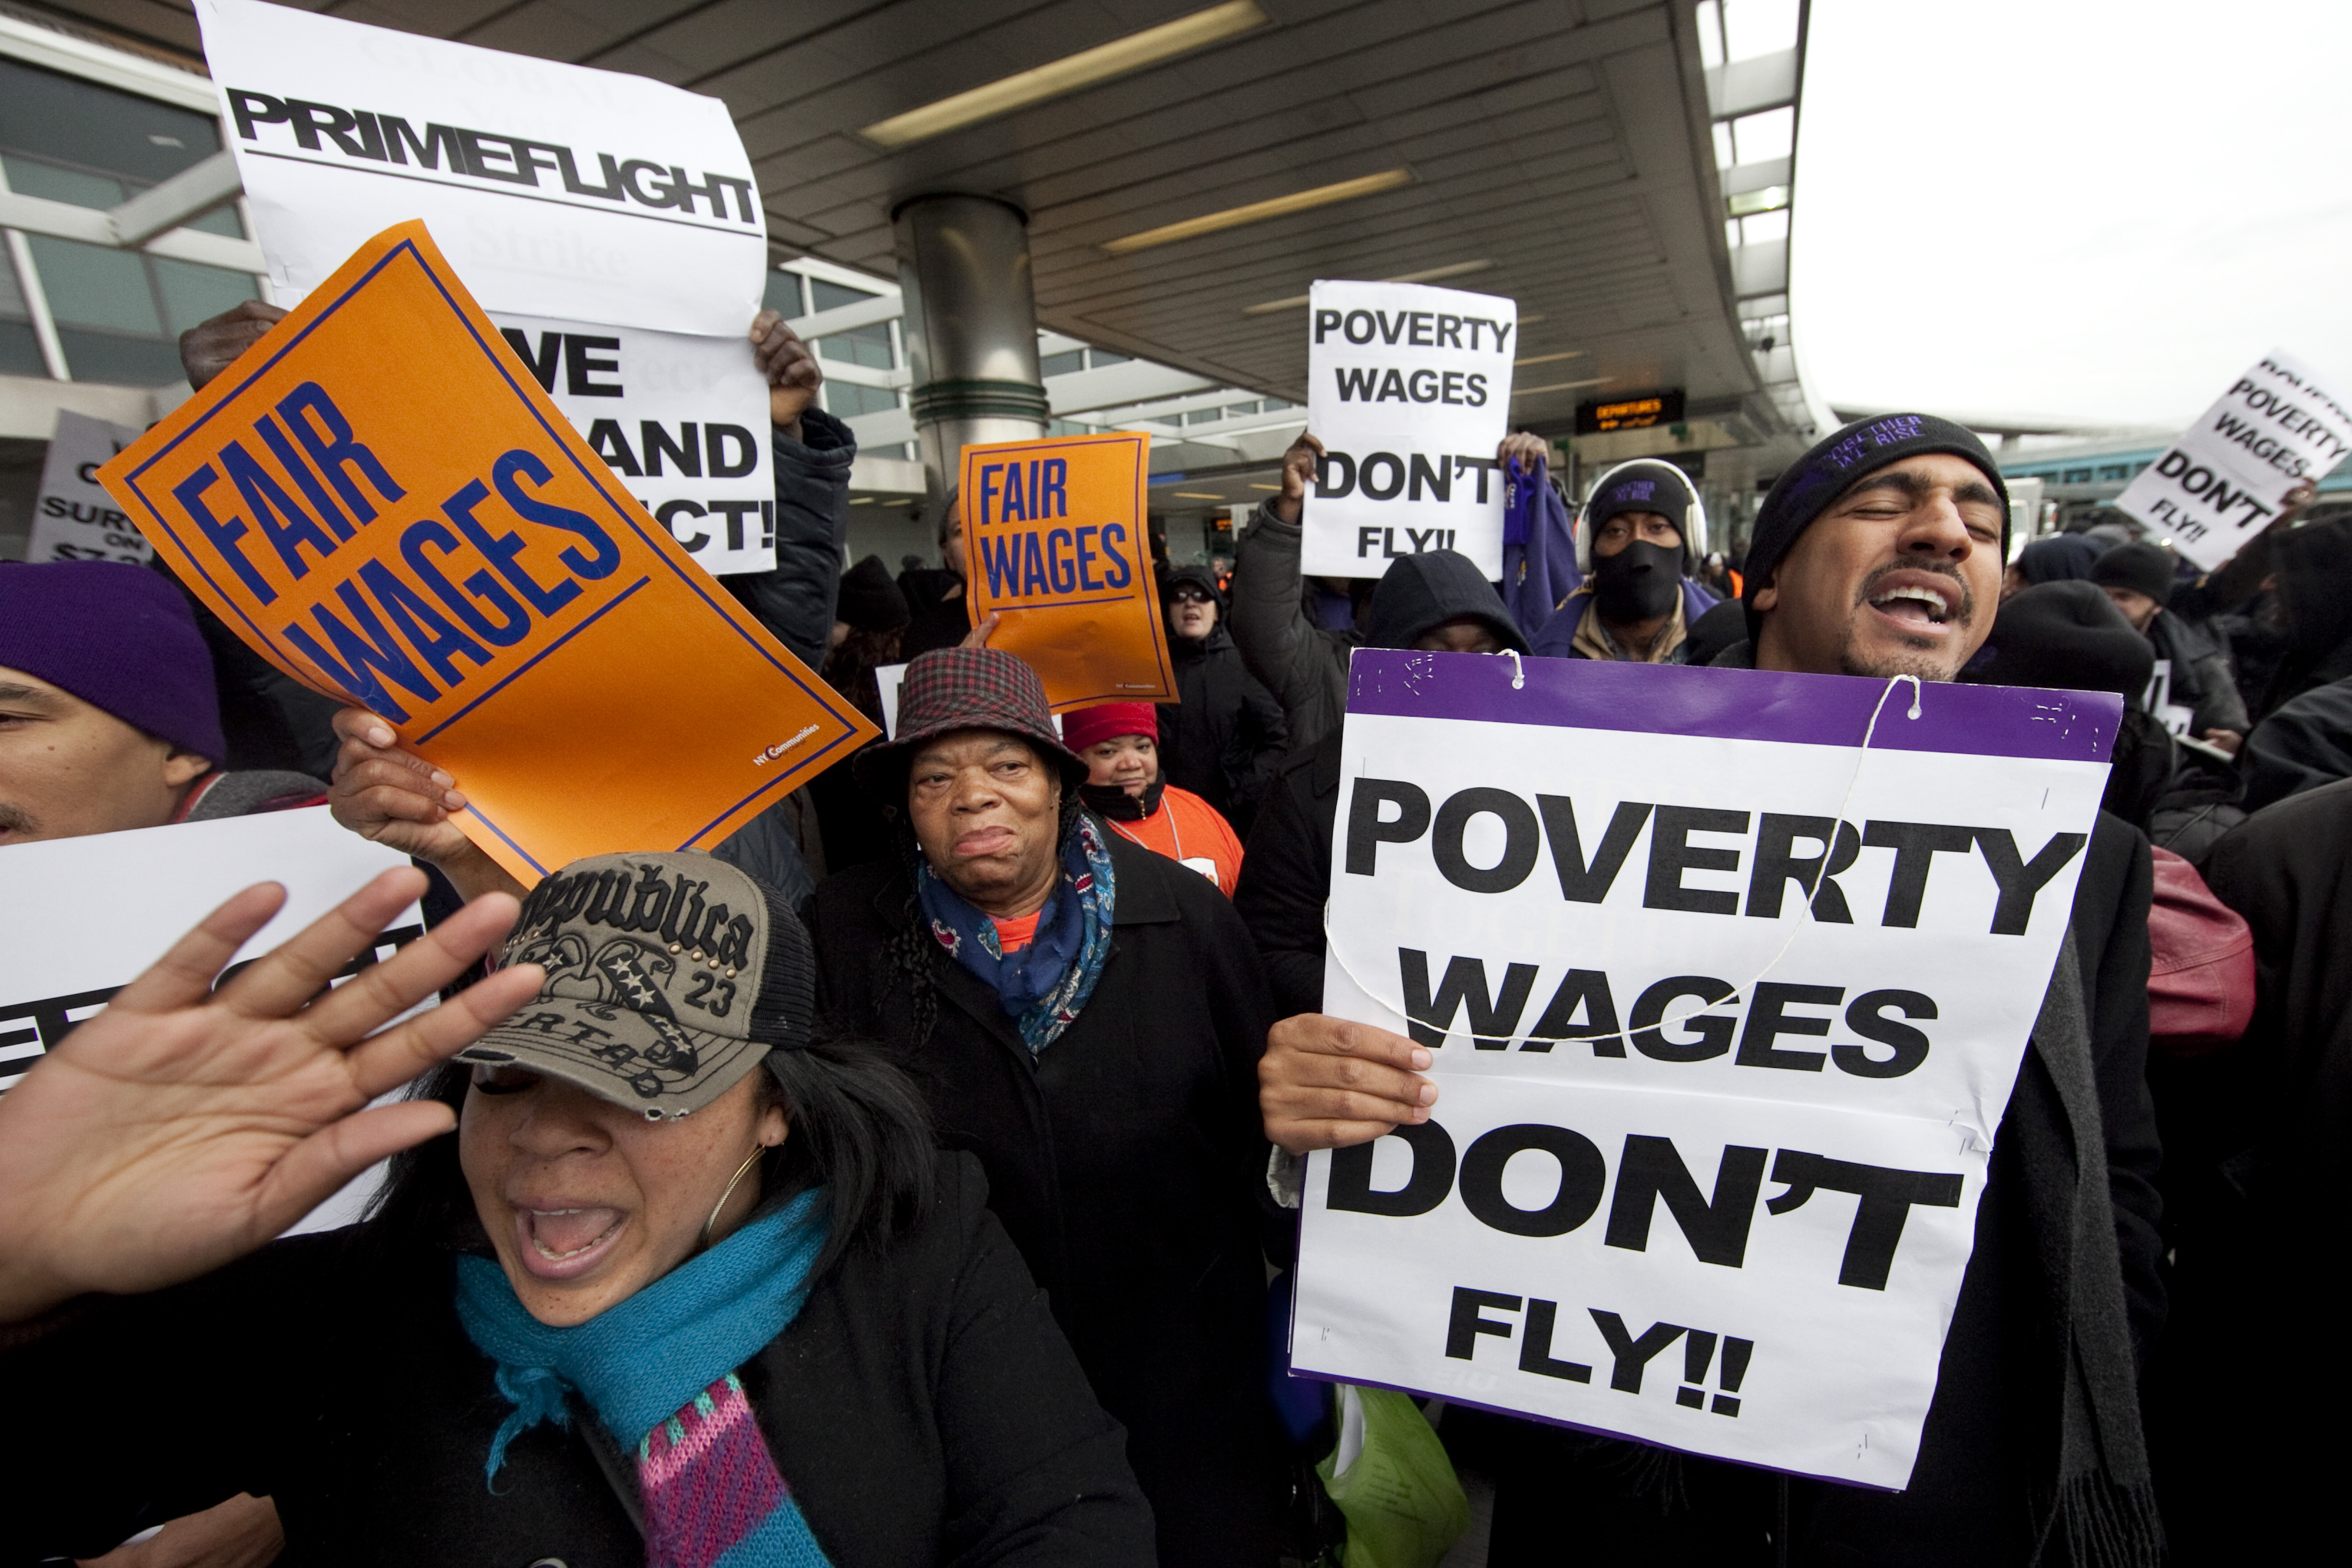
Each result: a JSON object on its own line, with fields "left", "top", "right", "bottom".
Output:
{"left": 854, "top": 645, "right": 1087, "bottom": 794}
{"left": 0, "top": 561, "right": 225, "bottom": 763}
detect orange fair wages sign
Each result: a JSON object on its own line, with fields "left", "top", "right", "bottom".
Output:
{"left": 958, "top": 432, "right": 1174, "bottom": 711}
{"left": 97, "top": 220, "right": 875, "bottom": 885}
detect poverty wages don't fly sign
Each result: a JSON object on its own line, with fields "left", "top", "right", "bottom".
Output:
{"left": 96, "top": 220, "right": 875, "bottom": 887}
{"left": 1292, "top": 650, "right": 2118, "bottom": 1490}
{"left": 959, "top": 432, "right": 1175, "bottom": 711}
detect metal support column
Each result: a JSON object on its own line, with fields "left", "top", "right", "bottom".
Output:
{"left": 892, "top": 194, "right": 1048, "bottom": 497}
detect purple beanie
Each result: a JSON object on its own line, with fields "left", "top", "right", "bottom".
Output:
{"left": 0, "top": 561, "right": 226, "bottom": 763}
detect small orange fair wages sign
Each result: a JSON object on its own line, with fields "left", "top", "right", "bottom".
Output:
{"left": 958, "top": 432, "right": 1175, "bottom": 711}
{"left": 97, "top": 219, "right": 875, "bottom": 885}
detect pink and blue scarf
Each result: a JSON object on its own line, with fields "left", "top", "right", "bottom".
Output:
{"left": 916, "top": 812, "right": 1116, "bottom": 1054}
{"left": 455, "top": 1189, "right": 833, "bottom": 1568}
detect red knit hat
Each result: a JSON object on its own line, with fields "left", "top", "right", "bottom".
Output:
{"left": 1061, "top": 701, "right": 1158, "bottom": 753}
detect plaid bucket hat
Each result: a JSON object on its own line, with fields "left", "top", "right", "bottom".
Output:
{"left": 458, "top": 851, "right": 815, "bottom": 1121}
{"left": 854, "top": 645, "right": 1088, "bottom": 795}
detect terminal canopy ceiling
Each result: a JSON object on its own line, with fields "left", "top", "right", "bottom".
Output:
{"left": 45, "top": 0, "right": 1773, "bottom": 437}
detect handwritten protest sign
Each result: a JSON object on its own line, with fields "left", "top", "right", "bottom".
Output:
{"left": 28, "top": 411, "right": 148, "bottom": 565}
{"left": 1304, "top": 280, "right": 1517, "bottom": 580}
{"left": 2114, "top": 349, "right": 2352, "bottom": 569}
{"left": 959, "top": 432, "right": 1174, "bottom": 710}
{"left": 196, "top": 0, "right": 777, "bottom": 573}
{"left": 1291, "top": 651, "right": 2117, "bottom": 1489}
{"left": 98, "top": 221, "right": 875, "bottom": 887}
{"left": 0, "top": 807, "right": 422, "bottom": 1230}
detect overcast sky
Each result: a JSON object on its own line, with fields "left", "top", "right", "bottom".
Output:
{"left": 1794, "top": 0, "right": 2352, "bottom": 431}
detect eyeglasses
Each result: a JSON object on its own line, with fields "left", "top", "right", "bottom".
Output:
{"left": 1170, "top": 588, "right": 1213, "bottom": 604}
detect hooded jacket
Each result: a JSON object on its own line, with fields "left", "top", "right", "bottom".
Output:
{"left": 1160, "top": 564, "right": 1289, "bottom": 835}
{"left": 1232, "top": 551, "right": 1527, "bottom": 1016}
{"left": 1226, "top": 500, "right": 1524, "bottom": 756}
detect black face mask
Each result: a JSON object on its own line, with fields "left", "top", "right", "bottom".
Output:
{"left": 1080, "top": 777, "right": 1163, "bottom": 821}
{"left": 1591, "top": 539, "right": 1682, "bottom": 623}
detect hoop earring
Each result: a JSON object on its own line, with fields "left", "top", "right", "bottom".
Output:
{"left": 702, "top": 1145, "right": 767, "bottom": 1250}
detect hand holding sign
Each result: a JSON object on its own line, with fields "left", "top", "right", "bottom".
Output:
{"left": 328, "top": 706, "right": 524, "bottom": 902}
{"left": 0, "top": 870, "right": 538, "bottom": 1324}
{"left": 1258, "top": 1011, "right": 1438, "bottom": 1155}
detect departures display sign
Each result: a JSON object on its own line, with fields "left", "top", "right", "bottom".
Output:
{"left": 1303, "top": 279, "right": 1517, "bottom": 580}
{"left": 1290, "top": 651, "right": 2118, "bottom": 1490}
{"left": 195, "top": 0, "right": 779, "bottom": 575}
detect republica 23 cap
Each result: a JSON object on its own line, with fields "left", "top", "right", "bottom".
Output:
{"left": 460, "top": 851, "right": 815, "bottom": 1120}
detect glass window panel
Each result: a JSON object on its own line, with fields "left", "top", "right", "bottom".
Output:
{"left": 817, "top": 322, "right": 893, "bottom": 369}
{"left": 1723, "top": 0, "right": 1801, "bottom": 60}
{"left": 1712, "top": 121, "right": 1735, "bottom": 170}
{"left": 1087, "top": 349, "right": 1130, "bottom": 367}
{"left": 824, "top": 382, "right": 900, "bottom": 417}
{"left": 153, "top": 256, "right": 258, "bottom": 336}
{"left": 2, "top": 155, "right": 126, "bottom": 209}
{"left": 0, "top": 320, "right": 44, "bottom": 376}
{"left": 1730, "top": 107, "right": 1795, "bottom": 162}
{"left": 763, "top": 269, "right": 805, "bottom": 316}
{"left": 809, "top": 278, "right": 878, "bottom": 314}
{"left": 188, "top": 204, "right": 246, "bottom": 238}
{"left": 55, "top": 328, "right": 183, "bottom": 386}
{"left": 24, "top": 235, "right": 162, "bottom": 335}
{"left": 1741, "top": 209, "right": 1790, "bottom": 244}
{"left": 1040, "top": 349, "right": 1084, "bottom": 377}
{"left": 0, "top": 59, "right": 222, "bottom": 184}
{"left": 0, "top": 244, "right": 27, "bottom": 320}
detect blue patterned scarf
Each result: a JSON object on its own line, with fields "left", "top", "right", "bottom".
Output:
{"left": 454, "top": 1190, "right": 834, "bottom": 1568}
{"left": 915, "top": 812, "right": 1116, "bottom": 1053}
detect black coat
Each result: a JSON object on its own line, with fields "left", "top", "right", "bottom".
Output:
{"left": 723, "top": 410, "right": 856, "bottom": 673}
{"left": 809, "top": 831, "right": 1284, "bottom": 1568}
{"left": 0, "top": 1157, "right": 1151, "bottom": 1568}
{"left": 1162, "top": 622, "right": 1288, "bottom": 837}
{"left": 2148, "top": 777, "right": 2352, "bottom": 1562}
{"left": 1238, "top": 722, "right": 2166, "bottom": 1565}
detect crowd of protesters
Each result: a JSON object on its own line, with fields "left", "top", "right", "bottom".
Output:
{"left": 0, "top": 282, "right": 2348, "bottom": 1568}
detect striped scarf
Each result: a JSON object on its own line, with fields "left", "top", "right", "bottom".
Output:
{"left": 454, "top": 1189, "right": 835, "bottom": 1568}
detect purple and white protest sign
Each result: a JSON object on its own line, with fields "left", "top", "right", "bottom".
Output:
{"left": 1290, "top": 650, "right": 2118, "bottom": 1490}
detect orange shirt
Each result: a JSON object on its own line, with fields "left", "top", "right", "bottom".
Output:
{"left": 991, "top": 909, "right": 1042, "bottom": 952}
{"left": 1105, "top": 784, "right": 1245, "bottom": 895}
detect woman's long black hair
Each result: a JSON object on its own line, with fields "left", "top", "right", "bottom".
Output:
{"left": 366, "top": 1034, "right": 935, "bottom": 1285}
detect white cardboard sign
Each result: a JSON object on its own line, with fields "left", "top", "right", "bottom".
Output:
{"left": 1304, "top": 281, "right": 1516, "bottom": 580}
{"left": 28, "top": 410, "right": 150, "bottom": 565}
{"left": 0, "top": 807, "right": 427, "bottom": 1231}
{"left": 196, "top": 0, "right": 765, "bottom": 337}
{"left": 195, "top": 0, "right": 778, "bottom": 574}
{"left": 2114, "top": 348, "right": 2352, "bottom": 569}
{"left": 489, "top": 314, "right": 776, "bottom": 576}
{"left": 1291, "top": 651, "right": 2117, "bottom": 1490}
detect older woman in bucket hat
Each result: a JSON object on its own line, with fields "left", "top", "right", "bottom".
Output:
{"left": 810, "top": 645, "right": 1286, "bottom": 1568}
{"left": 0, "top": 855, "right": 1150, "bottom": 1567}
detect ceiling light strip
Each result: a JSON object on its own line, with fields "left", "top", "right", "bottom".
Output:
{"left": 861, "top": 0, "right": 1268, "bottom": 149}
{"left": 1240, "top": 257, "right": 1494, "bottom": 314}
{"left": 1102, "top": 168, "right": 1413, "bottom": 256}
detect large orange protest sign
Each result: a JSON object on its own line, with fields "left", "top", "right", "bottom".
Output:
{"left": 958, "top": 432, "right": 1175, "bottom": 711}
{"left": 98, "top": 220, "right": 876, "bottom": 885}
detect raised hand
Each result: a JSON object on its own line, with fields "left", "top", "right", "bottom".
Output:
{"left": 1497, "top": 430, "right": 1550, "bottom": 473}
{"left": 327, "top": 708, "right": 521, "bottom": 902}
{"left": 1273, "top": 431, "right": 1325, "bottom": 524}
{"left": 751, "top": 309, "right": 823, "bottom": 438}
{"left": 0, "top": 869, "right": 541, "bottom": 1323}
{"left": 1258, "top": 1012, "right": 1438, "bottom": 1155}
{"left": 179, "top": 299, "right": 289, "bottom": 392}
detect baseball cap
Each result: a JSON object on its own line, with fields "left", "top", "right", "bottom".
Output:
{"left": 459, "top": 851, "right": 815, "bottom": 1121}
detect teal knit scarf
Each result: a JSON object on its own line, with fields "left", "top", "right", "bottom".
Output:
{"left": 454, "top": 1188, "right": 835, "bottom": 1568}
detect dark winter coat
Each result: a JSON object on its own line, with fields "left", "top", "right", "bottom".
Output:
{"left": 808, "top": 830, "right": 1284, "bottom": 1568}
{"left": 722, "top": 409, "right": 856, "bottom": 673}
{"left": 1227, "top": 502, "right": 1524, "bottom": 755}
{"left": 2239, "top": 673, "right": 2352, "bottom": 811}
{"left": 2146, "top": 609, "right": 2247, "bottom": 737}
{"left": 0, "top": 1157, "right": 1152, "bottom": 1568}
{"left": 1244, "top": 647, "right": 2165, "bottom": 1564}
{"left": 1162, "top": 568, "right": 1288, "bottom": 836}
{"left": 2147, "top": 777, "right": 2352, "bottom": 1562}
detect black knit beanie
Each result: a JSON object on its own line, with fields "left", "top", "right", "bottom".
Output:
{"left": 836, "top": 553, "right": 910, "bottom": 633}
{"left": 1965, "top": 581, "right": 2153, "bottom": 705}
{"left": 1743, "top": 414, "right": 2009, "bottom": 638}
{"left": 2088, "top": 541, "right": 2179, "bottom": 606}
